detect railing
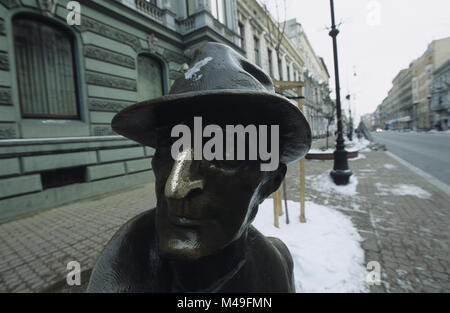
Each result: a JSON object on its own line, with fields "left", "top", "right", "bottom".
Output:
{"left": 135, "top": 0, "right": 163, "bottom": 22}
{"left": 177, "top": 15, "right": 196, "bottom": 32}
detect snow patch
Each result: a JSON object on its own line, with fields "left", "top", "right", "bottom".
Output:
{"left": 375, "top": 183, "right": 431, "bottom": 199}
{"left": 310, "top": 172, "right": 359, "bottom": 196}
{"left": 351, "top": 153, "right": 366, "bottom": 160}
{"left": 184, "top": 57, "right": 212, "bottom": 81}
{"left": 253, "top": 199, "right": 368, "bottom": 293}
{"left": 383, "top": 164, "right": 396, "bottom": 169}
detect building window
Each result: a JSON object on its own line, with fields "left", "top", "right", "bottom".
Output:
{"left": 267, "top": 49, "right": 273, "bottom": 77}
{"left": 137, "top": 54, "right": 163, "bottom": 102}
{"left": 238, "top": 22, "right": 245, "bottom": 50}
{"left": 286, "top": 65, "right": 291, "bottom": 81}
{"left": 186, "top": 0, "right": 195, "bottom": 17}
{"left": 277, "top": 57, "right": 282, "bottom": 81}
{"left": 253, "top": 36, "right": 260, "bottom": 66}
{"left": 13, "top": 17, "right": 79, "bottom": 119}
{"left": 210, "top": 0, "right": 226, "bottom": 24}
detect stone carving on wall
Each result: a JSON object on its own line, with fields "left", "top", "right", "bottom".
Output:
{"left": 92, "top": 125, "right": 116, "bottom": 136}
{"left": 79, "top": 16, "right": 141, "bottom": 52}
{"left": 37, "top": 0, "right": 57, "bottom": 17}
{"left": 0, "top": 125, "right": 16, "bottom": 139}
{"left": 147, "top": 33, "right": 159, "bottom": 53}
{"left": 0, "top": 0, "right": 19, "bottom": 9}
{"left": 0, "top": 87, "right": 12, "bottom": 105}
{"left": 0, "top": 19, "right": 5, "bottom": 35}
{"left": 0, "top": 52, "right": 9, "bottom": 71}
{"left": 88, "top": 98, "right": 134, "bottom": 112}
{"left": 84, "top": 45, "right": 135, "bottom": 69}
{"left": 86, "top": 72, "right": 137, "bottom": 91}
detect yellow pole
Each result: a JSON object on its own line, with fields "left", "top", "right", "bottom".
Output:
{"left": 273, "top": 187, "right": 282, "bottom": 228}
{"left": 298, "top": 87, "right": 306, "bottom": 223}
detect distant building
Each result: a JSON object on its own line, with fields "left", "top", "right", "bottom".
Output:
{"left": 431, "top": 58, "right": 450, "bottom": 130}
{"left": 373, "top": 36, "right": 450, "bottom": 131}
{"left": 360, "top": 113, "right": 374, "bottom": 131}
{"left": 385, "top": 68, "right": 413, "bottom": 130}
{"left": 411, "top": 37, "right": 450, "bottom": 130}
{"left": 284, "top": 18, "right": 331, "bottom": 138}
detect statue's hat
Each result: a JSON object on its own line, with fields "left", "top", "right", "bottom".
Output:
{"left": 112, "top": 42, "right": 311, "bottom": 164}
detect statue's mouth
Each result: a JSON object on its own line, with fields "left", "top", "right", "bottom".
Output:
{"left": 167, "top": 214, "right": 214, "bottom": 227}
{"left": 166, "top": 199, "right": 213, "bottom": 227}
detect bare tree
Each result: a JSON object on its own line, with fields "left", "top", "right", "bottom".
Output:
{"left": 262, "top": 0, "right": 287, "bottom": 80}
{"left": 322, "top": 97, "right": 336, "bottom": 149}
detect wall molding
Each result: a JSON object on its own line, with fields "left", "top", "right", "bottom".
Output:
{"left": 0, "top": 124, "right": 16, "bottom": 138}
{"left": 0, "top": 0, "right": 19, "bottom": 9}
{"left": 88, "top": 97, "right": 134, "bottom": 112}
{"left": 78, "top": 16, "right": 141, "bottom": 52}
{"left": 84, "top": 45, "right": 136, "bottom": 69}
{"left": 86, "top": 71, "right": 137, "bottom": 91}
{"left": 0, "top": 86, "right": 12, "bottom": 105}
{"left": 0, "top": 51, "right": 9, "bottom": 71}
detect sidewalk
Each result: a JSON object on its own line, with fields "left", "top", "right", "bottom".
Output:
{"left": 0, "top": 149, "right": 449, "bottom": 292}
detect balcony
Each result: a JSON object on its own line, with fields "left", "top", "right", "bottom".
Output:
{"left": 175, "top": 11, "right": 240, "bottom": 47}
{"left": 134, "top": 0, "right": 163, "bottom": 22}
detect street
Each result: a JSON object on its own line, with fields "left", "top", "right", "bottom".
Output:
{"left": 372, "top": 131, "right": 450, "bottom": 186}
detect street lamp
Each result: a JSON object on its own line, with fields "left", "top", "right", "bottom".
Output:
{"left": 328, "top": 0, "right": 352, "bottom": 185}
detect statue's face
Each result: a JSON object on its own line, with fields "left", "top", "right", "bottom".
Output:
{"left": 152, "top": 145, "right": 267, "bottom": 260}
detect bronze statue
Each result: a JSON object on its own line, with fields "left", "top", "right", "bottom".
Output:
{"left": 87, "top": 42, "right": 311, "bottom": 292}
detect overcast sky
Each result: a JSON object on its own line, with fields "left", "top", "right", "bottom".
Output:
{"left": 266, "top": 0, "right": 450, "bottom": 123}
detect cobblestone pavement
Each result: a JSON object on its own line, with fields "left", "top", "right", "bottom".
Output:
{"left": 0, "top": 185, "right": 156, "bottom": 292}
{"left": 0, "top": 150, "right": 449, "bottom": 292}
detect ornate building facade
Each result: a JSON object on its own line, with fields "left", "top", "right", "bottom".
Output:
{"left": 0, "top": 0, "right": 330, "bottom": 220}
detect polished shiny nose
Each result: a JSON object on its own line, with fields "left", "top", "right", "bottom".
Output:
{"left": 164, "top": 147, "right": 205, "bottom": 199}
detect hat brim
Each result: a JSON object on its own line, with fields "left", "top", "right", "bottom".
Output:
{"left": 111, "top": 89, "right": 311, "bottom": 165}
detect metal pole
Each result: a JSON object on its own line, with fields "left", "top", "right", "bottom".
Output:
{"left": 329, "top": 0, "right": 352, "bottom": 185}
{"left": 298, "top": 86, "right": 306, "bottom": 223}
{"left": 282, "top": 179, "right": 289, "bottom": 224}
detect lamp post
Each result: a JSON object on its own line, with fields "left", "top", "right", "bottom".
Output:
{"left": 329, "top": 0, "right": 352, "bottom": 185}
{"left": 346, "top": 94, "right": 353, "bottom": 141}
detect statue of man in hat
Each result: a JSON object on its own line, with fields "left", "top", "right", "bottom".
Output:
{"left": 87, "top": 42, "right": 311, "bottom": 293}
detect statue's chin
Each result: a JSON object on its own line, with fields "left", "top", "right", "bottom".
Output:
{"left": 158, "top": 238, "right": 211, "bottom": 261}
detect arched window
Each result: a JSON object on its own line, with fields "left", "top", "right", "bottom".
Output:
{"left": 13, "top": 16, "right": 79, "bottom": 119}
{"left": 137, "top": 54, "right": 163, "bottom": 102}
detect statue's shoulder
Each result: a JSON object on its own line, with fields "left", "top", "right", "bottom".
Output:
{"left": 87, "top": 208, "right": 170, "bottom": 292}
{"left": 247, "top": 226, "right": 295, "bottom": 292}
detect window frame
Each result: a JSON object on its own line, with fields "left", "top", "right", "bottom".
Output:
{"left": 12, "top": 15, "right": 81, "bottom": 120}
{"left": 211, "top": 0, "right": 227, "bottom": 25}
{"left": 137, "top": 53, "right": 166, "bottom": 102}
{"left": 253, "top": 36, "right": 260, "bottom": 66}
{"left": 186, "top": 0, "right": 195, "bottom": 17}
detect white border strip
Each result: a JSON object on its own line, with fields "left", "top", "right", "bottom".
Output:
{"left": 385, "top": 151, "right": 450, "bottom": 198}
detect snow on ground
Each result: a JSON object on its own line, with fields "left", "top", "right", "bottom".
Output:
{"left": 375, "top": 183, "right": 432, "bottom": 199}
{"left": 309, "top": 138, "right": 371, "bottom": 154}
{"left": 308, "top": 148, "right": 335, "bottom": 154}
{"left": 253, "top": 199, "right": 368, "bottom": 293}
{"left": 310, "top": 172, "right": 359, "bottom": 196}
{"left": 351, "top": 153, "right": 366, "bottom": 161}
{"left": 345, "top": 138, "right": 371, "bottom": 152}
